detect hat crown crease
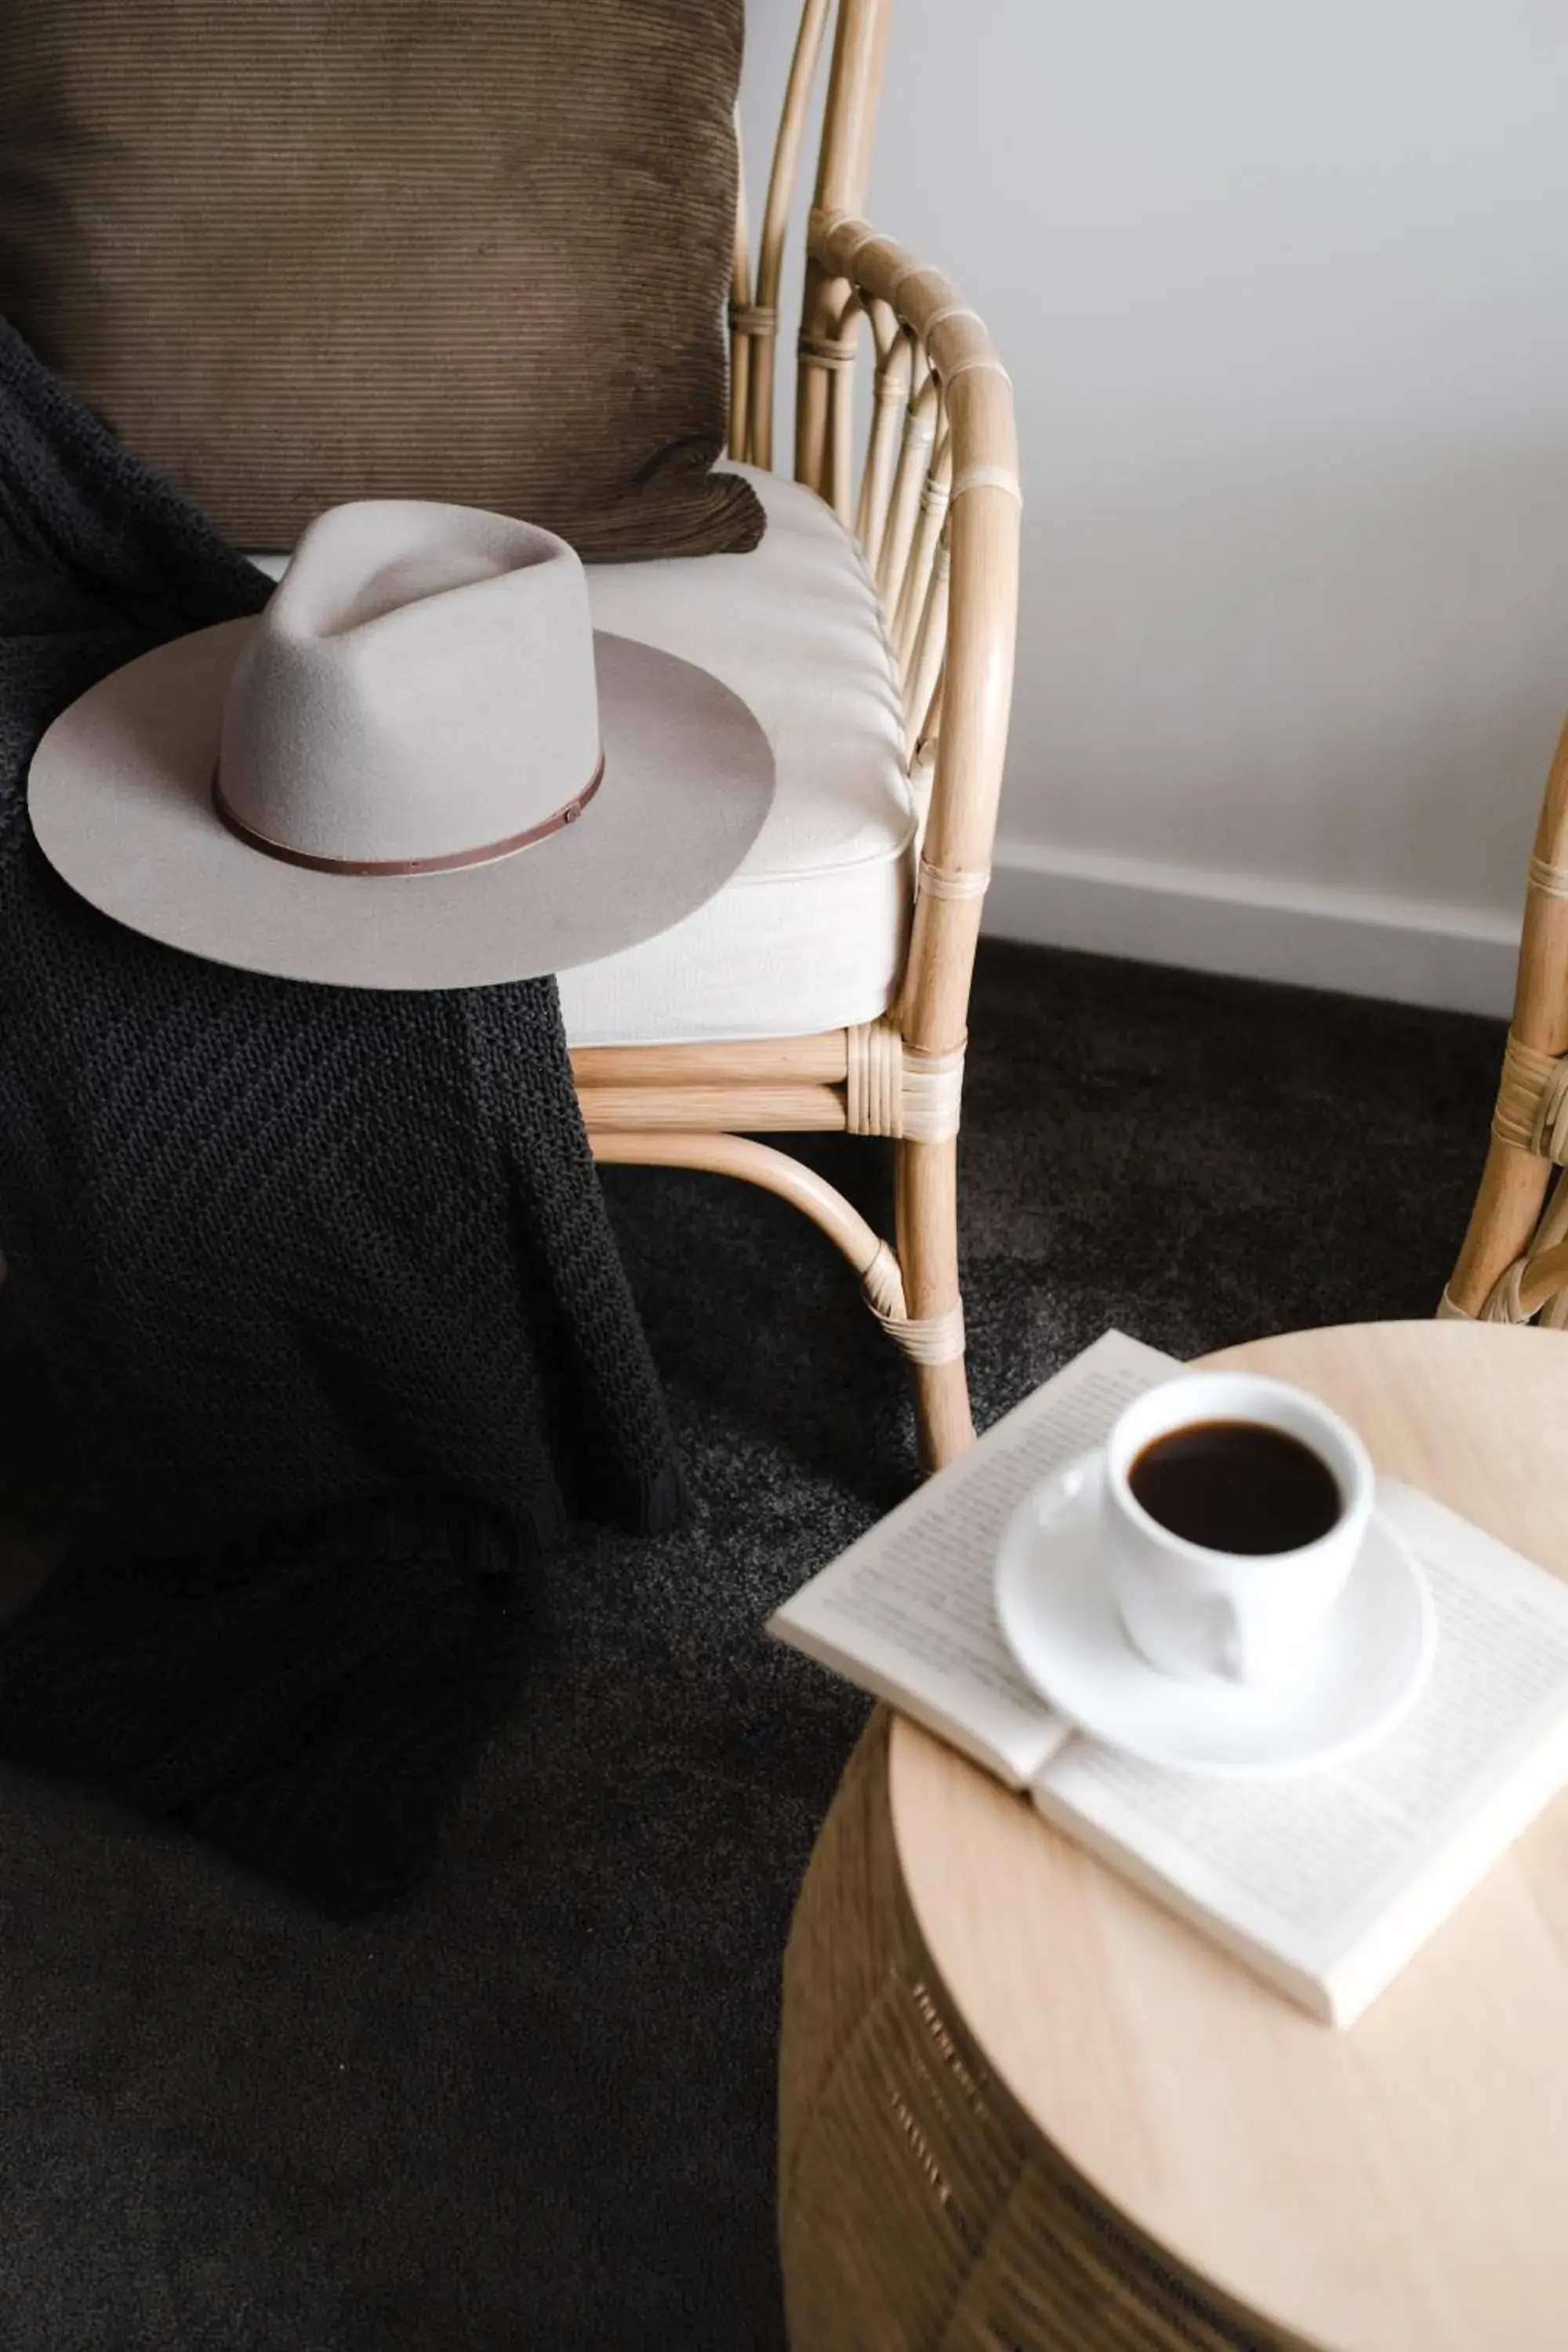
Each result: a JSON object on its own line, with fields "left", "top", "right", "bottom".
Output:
{"left": 216, "top": 500, "right": 602, "bottom": 870}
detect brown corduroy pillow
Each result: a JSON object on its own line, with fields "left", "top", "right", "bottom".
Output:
{"left": 0, "top": 0, "right": 763, "bottom": 561}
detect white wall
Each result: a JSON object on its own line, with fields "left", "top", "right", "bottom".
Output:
{"left": 744, "top": 1, "right": 1568, "bottom": 1011}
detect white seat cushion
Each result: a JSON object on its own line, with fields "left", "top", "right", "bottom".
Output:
{"left": 252, "top": 466, "right": 914, "bottom": 1044}
{"left": 565, "top": 466, "right": 913, "bottom": 1045}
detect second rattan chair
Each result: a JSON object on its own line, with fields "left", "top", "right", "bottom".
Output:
{"left": 1445, "top": 717, "right": 1568, "bottom": 1329}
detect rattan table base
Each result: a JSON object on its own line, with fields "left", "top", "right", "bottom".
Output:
{"left": 781, "top": 1328, "right": 1568, "bottom": 2350}
{"left": 779, "top": 1712, "right": 1293, "bottom": 2352}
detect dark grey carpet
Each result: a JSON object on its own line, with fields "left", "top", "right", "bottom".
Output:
{"left": 0, "top": 942, "right": 1501, "bottom": 2351}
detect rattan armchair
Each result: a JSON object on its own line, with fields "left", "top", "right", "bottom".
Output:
{"left": 575, "top": 0, "right": 1021, "bottom": 1472}
{"left": 1445, "top": 718, "right": 1568, "bottom": 1329}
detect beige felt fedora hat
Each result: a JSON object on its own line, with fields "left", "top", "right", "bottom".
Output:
{"left": 27, "top": 500, "right": 774, "bottom": 989}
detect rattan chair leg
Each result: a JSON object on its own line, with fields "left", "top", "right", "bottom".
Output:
{"left": 895, "top": 1134, "right": 973, "bottom": 1471}
{"left": 1447, "top": 1140, "right": 1555, "bottom": 1316}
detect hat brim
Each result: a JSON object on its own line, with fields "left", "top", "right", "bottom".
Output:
{"left": 27, "top": 619, "right": 775, "bottom": 989}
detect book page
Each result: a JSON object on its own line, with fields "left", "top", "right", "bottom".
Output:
{"left": 1036, "top": 1483, "right": 1568, "bottom": 2020}
{"left": 768, "top": 1330, "right": 1180, "bottom": 1784}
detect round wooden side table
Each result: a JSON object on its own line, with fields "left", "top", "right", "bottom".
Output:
{"left": 778, "top": 1323, "right": 1568, "bottom": 2352}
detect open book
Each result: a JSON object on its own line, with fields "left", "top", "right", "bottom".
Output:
{"left": 768, "top": 1331, "right": 1568, "bottom": 2025}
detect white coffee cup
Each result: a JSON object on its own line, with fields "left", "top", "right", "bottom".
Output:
{"left": 1102, "top": 1372, "right": 1375, "bottom": 1686}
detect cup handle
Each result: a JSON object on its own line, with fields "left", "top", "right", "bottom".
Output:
{"left": 1213, "top": 1596, "right": 1246, "bottom": 1682}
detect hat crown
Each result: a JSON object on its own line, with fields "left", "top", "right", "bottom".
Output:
{"left": 217, "top": 501, "right": 602, "bottom": 872}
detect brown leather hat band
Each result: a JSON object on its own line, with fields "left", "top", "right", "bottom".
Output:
{"left": 211, "top": 754, "right": 605, "bottom": 877}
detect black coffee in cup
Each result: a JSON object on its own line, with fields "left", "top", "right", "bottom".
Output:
{"left": 1128, "top": 1420, "right": 1342, "bottom": 1555}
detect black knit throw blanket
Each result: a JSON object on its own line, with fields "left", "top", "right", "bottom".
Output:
{"left": 0, "top": 322, "right": 684, "bottom": 1907}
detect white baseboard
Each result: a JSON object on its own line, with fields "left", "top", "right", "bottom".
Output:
{"left": 982, "top": 839, "right": 1520, "bottom": 1018}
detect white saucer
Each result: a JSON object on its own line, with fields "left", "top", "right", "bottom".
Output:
{"left": 995, "top": 1451, "right": 1436, "bottom": 1779}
